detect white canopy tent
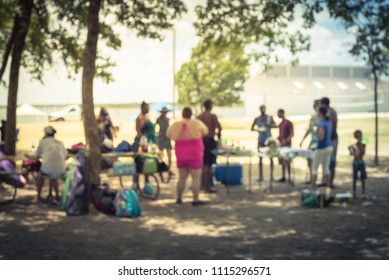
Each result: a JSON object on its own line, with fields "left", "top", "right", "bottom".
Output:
{"left": 17, "top": 103, "right": 49, "bottom": 123}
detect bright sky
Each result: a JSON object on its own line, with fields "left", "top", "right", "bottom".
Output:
{"left": 0, "top": 1, "right": 363, "bottom": 106}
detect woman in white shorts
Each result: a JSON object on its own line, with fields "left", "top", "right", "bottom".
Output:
{"left": 311, "top": 106, "right": 333, "bottom": 189}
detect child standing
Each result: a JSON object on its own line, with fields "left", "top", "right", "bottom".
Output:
{"left": 350, "top": 130, "right": 367, "bottom": 199}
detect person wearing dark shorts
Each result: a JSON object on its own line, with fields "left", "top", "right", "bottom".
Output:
{"left": 203, "top": 136, "right": 217, "bottom": 166}
{"left": 350, "top": 130, "right": 367, "bottom": 199}
{"left": 197, "top": 99, "right": 222, "bottom": 193}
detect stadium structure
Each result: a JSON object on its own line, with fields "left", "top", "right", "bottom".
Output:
{"left": 244, "top": 64, "right": 389, "bottom": 117}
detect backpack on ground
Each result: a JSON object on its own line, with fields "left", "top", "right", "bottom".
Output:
{"left": 113, "top": 189, "right": 141, "bottom": 218}
{"left": 92, "top": 183, "right": 117, "bottom": 215}
{"left": 59, "top": 159, "right": 76, "bottom": 211}
{"left": 65, "top": 152, "right": 88, "bottom": 216}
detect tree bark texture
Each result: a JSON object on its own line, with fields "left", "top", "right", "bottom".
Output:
{"left": 4, "top": 0, "right": 32, "bottom": 155}
{"left": 81, "top": 0, "right": 102, "bottom": 211}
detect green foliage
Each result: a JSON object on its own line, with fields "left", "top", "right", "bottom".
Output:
{"left": 176, "top": 41, "right": 250, "bottom": 109}
{"left": 0, "top": 0, "right": 85, "bottom": 85}
{"left": 108, "top": 0, "right": 187, "bottom": 40}
{"left": 326, "top": 0, "right": 389, "bottom": 78}
{"left": 0, "top": 0, "right": 187, "bottom": 85}
{"left": 325, "top": 0, "right": 389, "bottom": 165}
{"left": 194, "top": 0, "right": 323, "bottom": 64}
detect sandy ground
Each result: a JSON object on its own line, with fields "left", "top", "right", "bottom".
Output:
{"left": 1, "top": 151, "right": 388, "bottom": 260}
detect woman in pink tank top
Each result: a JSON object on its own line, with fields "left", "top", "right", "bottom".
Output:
{"left": 166, "top": 107, "right": 208, "bottom": 206}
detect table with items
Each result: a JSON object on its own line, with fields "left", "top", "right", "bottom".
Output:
{"left": 101, "top": 152, "right": 162, "bottom": 200}
{"left": 258, "top": 147, "right": 313, "bottom": 193}
{"left": 212, "top": 146, "right": 255, "bottom": 194}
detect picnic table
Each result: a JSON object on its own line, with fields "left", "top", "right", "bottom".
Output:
{"left": 100, "top": 152, "right": 161, "bottom": 200}
{"left": 258, "top": 147, "right": 313, "bottom": 193}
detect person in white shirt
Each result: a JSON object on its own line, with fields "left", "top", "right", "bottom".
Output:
{"left": 34, "top": 126, "right": 67, "bottom": 202}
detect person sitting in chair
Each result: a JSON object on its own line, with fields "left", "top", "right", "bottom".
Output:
{"left": 30, "top": 126, "right": 67, "bottom": 203}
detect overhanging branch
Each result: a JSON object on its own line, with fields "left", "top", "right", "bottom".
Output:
{"left": 0, "top": 15, "right": 19, "bottom": 83}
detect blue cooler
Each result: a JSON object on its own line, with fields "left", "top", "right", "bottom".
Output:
{"left": 214, "top": 164, "right": 242, "bottom": 185}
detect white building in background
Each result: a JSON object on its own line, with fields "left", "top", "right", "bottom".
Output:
{"left": 244, "top": 64, "right": 389, "bottom": 117}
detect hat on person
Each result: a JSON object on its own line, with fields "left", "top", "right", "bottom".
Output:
{"left": 159, "top": 106, "right": 171, "bottom": 113}
{"left": 44, "top": 126, "right": 57, "bottom": 136}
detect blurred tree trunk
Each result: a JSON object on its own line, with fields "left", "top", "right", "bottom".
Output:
{"left": 81, "top": 0, "right": 102, "bottom": 211}
{"left": 4, "top": 0, "right": 32, "bottom": 155}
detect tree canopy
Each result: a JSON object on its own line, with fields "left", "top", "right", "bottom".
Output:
{"left": 326, "top": 0, "right": 389, "bottom": 165}
{"left": 78, "top": 0, "right": 187, "bottom": 211}
{"left": 194, "top": 0, "right": 323, "bottom": 64}
{"left": 177, "top": 41, "right": 249, "bottom": 110}
{"left": 327, "top": 0, "right": 389, "bottom": 78}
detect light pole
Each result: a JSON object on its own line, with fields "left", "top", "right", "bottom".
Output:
{"left": 172, "top": 26, "right": 176, "bottom": 119}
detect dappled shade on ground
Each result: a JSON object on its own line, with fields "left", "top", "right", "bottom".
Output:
{"left": 1, "top": 157, "right": 388, "bottom": 259}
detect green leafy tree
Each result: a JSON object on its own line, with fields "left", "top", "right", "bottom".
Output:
{"left": 0, "top": 0, "right": 33, "bottom": 155}
{"left": 76, "top": 0, "right": 187, "bottom": 211}
{"left": 177, "top": 41, "right": 249, "bottom": 110}
{"left": 1, "top": 0, "right": 186, "bottom": 210}
{"left": 194, "top": 0, "right": 322, "bottom": 64}
{"left": 0, "top": 0, "right": 87, "bottom": 155}
{"left": 326, "top": 0, "right": 389, "bottom": 165}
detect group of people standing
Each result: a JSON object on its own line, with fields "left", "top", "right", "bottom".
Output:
{"left": 301, "top": 97, "right": 366, "bottom": 198}
{"left": 251, "top": 105, "right": 295, "bottom": 184}
{"left": 29, "top": 95, "right": 366, "bottom": 204}
{"left": 133, "top": 100, "right": 222, "bottom": 206}
{"left": 251, "top": 97, "right": 339, "bottom": 191}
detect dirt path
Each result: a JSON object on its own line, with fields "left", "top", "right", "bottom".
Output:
{"left": 1, "top": 157, "right": 388, "bottom": 260}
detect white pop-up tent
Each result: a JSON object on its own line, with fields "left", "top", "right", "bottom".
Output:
{"left": 17, "top": 103, "right": 49, "bottom": 123}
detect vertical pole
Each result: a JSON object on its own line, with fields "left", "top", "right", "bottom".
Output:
{"left": 249, "top": 154, "right": 252, "bottom": 194}
{"left": 172, "top": 27, "right": 176, "bottom": 119}
{"left": 374, "top": 74, "right": 379, "bottom": 166}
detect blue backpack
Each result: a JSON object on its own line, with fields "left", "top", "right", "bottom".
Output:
{"left": 114, "top": 141, "right": 133, "bottom": 153}
{"left": 113, "top": 189, "right": 141, "bottom": 218}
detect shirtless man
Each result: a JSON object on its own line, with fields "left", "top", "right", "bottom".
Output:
{"left": 197, "top": 99, "right": 222, "bottom": 193}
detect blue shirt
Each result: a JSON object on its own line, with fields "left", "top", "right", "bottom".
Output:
{"left": 255, "top": 115, "right": 272, "bottom": 145}
{"left": 317, "top": 119, "right": 332, "bottom": 149}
